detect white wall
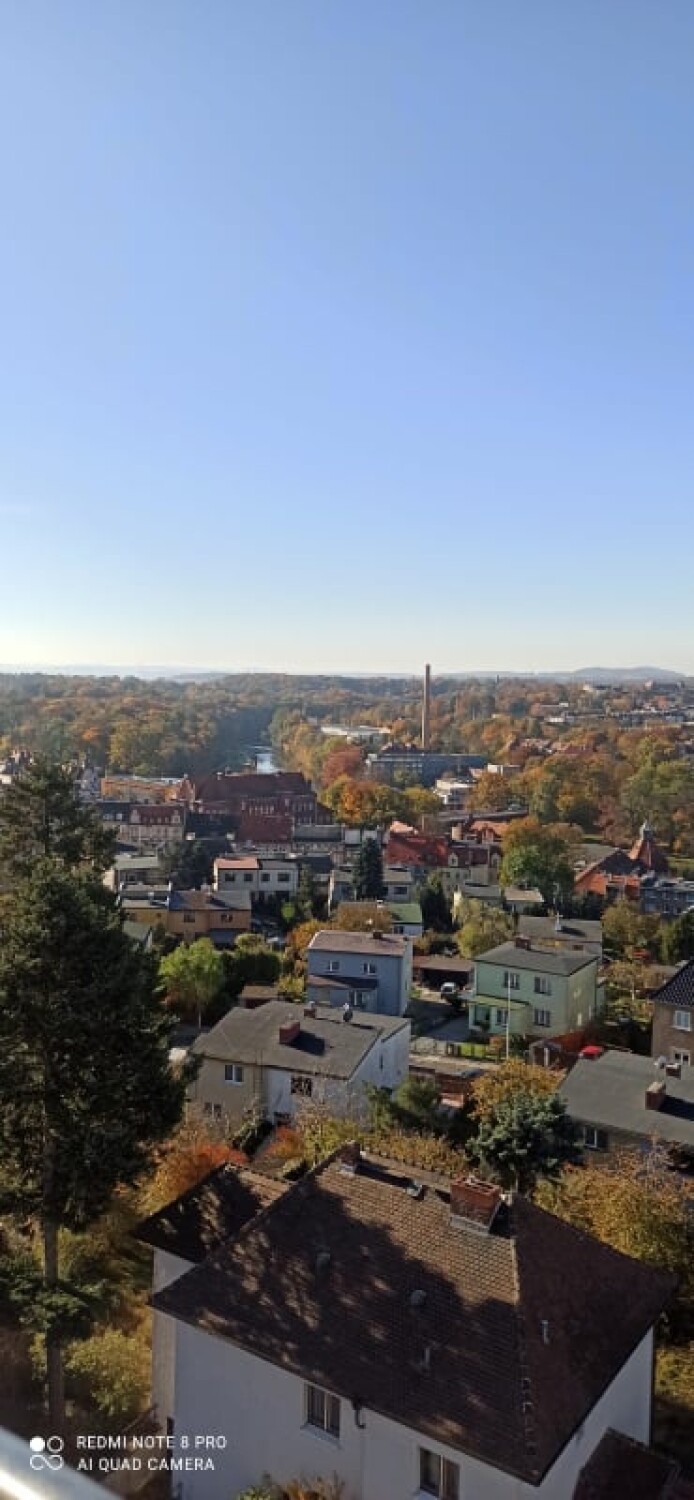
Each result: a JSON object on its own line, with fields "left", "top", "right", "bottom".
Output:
{"left": 151, "top": 1249, "right": 193, "bottom": 1431}
{"left": 263, "top": 1027, "right": 410, "bottom": 1121}
{"left": 171, "top": 1320, "right": 654, "bottom": 1500}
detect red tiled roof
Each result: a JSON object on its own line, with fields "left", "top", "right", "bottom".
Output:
{"left": 192, "top": 772, "right": 312, "bottom": 800}
{"left": 236, "top": 814, "right": 294, "bottom": 843}
{"left": 153, "top": 1151, "right": 674, "bottom": 1485}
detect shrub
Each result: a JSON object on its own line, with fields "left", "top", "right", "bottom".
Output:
{"left": 64, "top": 1323, "right": 151, "bottom": 1425}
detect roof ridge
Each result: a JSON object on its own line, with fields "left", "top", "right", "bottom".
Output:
{"left": 507, "top": 1204, "right": 541, "bottom": 1482}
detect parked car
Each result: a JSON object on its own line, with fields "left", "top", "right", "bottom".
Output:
{"left": 440, "top": 982, "right": 459, "bottom": 999}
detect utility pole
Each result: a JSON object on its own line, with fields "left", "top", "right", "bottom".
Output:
{"left": 505, "top": 972, "right": 512, "bottom": 1061}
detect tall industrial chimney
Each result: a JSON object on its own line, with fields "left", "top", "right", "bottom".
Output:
{"left": 422, "top": 663, "right": 432, "bottom": 750}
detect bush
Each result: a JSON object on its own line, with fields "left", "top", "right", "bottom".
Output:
{"left": 65, "top": 1323, "right": 151, "bottom": 1425}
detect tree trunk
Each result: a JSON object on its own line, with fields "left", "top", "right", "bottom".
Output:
{"left": 43, "top": 1216, "right": 66, "bottom": 1432}
{"left": 42, "top": 1131, "right": 66, "bottom": 1432}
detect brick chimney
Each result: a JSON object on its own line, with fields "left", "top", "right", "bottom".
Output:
{"left": 450, "top": 1176, "right": 502, "bottom": 1231}
{"left": 665, "top": 1062, "right": 681, "bottom": 1079}
{"left": 646, "top": 1080, "right": 666, "bottom": 1111}
{"left": 338, "top": 1141, "right": 361, "bottom": 1174}
{"left": 279, "top": 1019, "right": 301, "bottom": 1046}
{"left": 514, "top": 935, "right": 531, "bottom": 951}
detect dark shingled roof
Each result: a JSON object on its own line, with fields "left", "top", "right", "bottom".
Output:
{"left": 152, "top": 1152, "right": 674, "bottom": 1484}
{"left": 190, "top": 1000, "right": 407, "bottom": 1078}
{"left": 135, "top": 1164, "right": 286, "bottom": 1264}
{"left": 559, "top": 1050, "right": 694, "bottom": 1149}
{"left": 573, "top": 1429, "right": 679, "bottom": 1499}
{"left": 653, "top": 960, "right": 694, "bottom": 1009}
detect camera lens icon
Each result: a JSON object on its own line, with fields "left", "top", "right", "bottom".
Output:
{"left": 30, "top": 1436, "right": 65, "bottom": 1471}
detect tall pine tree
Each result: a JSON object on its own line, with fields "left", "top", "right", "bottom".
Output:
{"left": 352, "top": 837, "right": 385, "bottom": 900}
{"left": 0, "top": 769, "right": 185, "bottom": 1430}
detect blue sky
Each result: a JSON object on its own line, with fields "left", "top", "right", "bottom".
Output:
{"left": 1, "top": 1, "right": 693, "bottom": 675}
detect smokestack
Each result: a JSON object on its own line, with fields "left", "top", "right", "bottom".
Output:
{"left": 422, "top": 663, "right": 432, "bottom": 751}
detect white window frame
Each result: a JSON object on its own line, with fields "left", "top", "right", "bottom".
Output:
{"left": 328, "top": 960, "right": 340, "bottom": 974}
{"left": 304, "top": 1383, "right": 340, "bottom": 1439}
{"left": 673, "top": 1050, "right": 691, "bottom": 1066}
{"left": 584, "top": 1125, "right": 608, "bottom": 1151}
{"left": 674, "top": 1010, "right": 692, "bottom": 1032}
{"left": 533, "top": 1008, "right": 551, "bottom": 1028}
{"left": 534, "top": 975, "right": 552, "bottom": 996}
{"left": 494, "top": 1009, "right": 506, "bottom": 1027}
{"left": 363, "top": 961, "right": 377, "bottom": 975}
{"left": 224, "top": 1064, "right": 244, "bottom": 1085}
{"left": 503, "top": 970, "right": 520, "bottom": 991}
{"left": 418, "top": 1446, "right": 460, "bottom": 1499}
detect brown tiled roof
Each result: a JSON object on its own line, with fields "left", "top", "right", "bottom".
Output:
{"left": 152, "top": 1152, "right": 674, "bottom": 1483}
{"left": 308, "top": 930, "right": 408, "bottom": 955}
{"left": 135, "top": 1164, "right": 286, "bottom": 1264}
{"left": 193, "top": 772, "right": 312, "bottom": 800}
{"left": 573, "top": 1429, "right": 679, "bottom": 1499}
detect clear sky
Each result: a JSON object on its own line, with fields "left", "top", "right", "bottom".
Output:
{"left": 1, "top": 1, "right": 693, "bottom": 676}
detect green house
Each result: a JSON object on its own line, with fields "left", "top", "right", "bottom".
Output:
{"left": 471, "top": 937, "right": 602, "bottom": 1040}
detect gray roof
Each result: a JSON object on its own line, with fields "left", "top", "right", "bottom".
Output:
{"left": 518, "top": 916, "right": 603, "bottom": 945}
{"left": 191, "top": 1000, "right": 408, "bottom": 1079}
{"left": 558, "top": 1051, "right": 694, "bottom": 1147}
{"left": 476, "top": 941, "right": 597, "bottom": 976}
{"left": 652, "top": 960, "right": 694, "bottom": 1009}
{"left": 308, "top": 930, "right": 408, "bottom": 957}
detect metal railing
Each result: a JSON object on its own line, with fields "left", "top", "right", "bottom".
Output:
{"left": 0, "top": 1428, "right": 103, "bottom": 1500}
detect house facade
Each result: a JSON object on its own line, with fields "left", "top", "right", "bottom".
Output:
{"left": 307, "top": 931, "right": 413, "bottom": 1016}
{"left": 187, "top": 1001, "right": 410, "bottom": 1127}
{"left": 652, "top": 960, "right": 694, "bottom": 1067}
{"left": 151, "top": 1150, "right": 673, "bottom": 1500}
{"left": 472, "top": 937, "right": 601, "bottom": 1040}
{"left": 121, "top": 887, "right": 252, "bottom": 944}
{"left": 213, "top": 855, "right": 299, "bottom": 901}
{"left": 327, "top": 865, "right": 414, "bottom": 908}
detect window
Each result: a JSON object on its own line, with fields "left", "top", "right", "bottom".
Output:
{"left": 363, "top": 961, "right": 377, "bottom": 975}
{"left": 183, "top": 913, "right": 196, "bottom": 924}
{"left": 674, "top": 1010, "right": 692, "bottom": 1031}
{"left": 224, "top": 1064, "right": 244, "bottom": 1085}
{"left": 260, "top": 872, "right": 270, "bottom": 883}
{"left": 395, "top": 885, "right": 408, "bottom": 896}
{"left": 584, "top": 1126, "right": 608, "bottom": 1151}
{"left": 533, "top": 1008, "right": 551, "bottom": 1028}
{"left": 304, "top": 1384, "right": 340, "bottom": 1438}
{"left": 534, "top": 976, "right": 552, "bottom": 996}
{"left": 328, "top": 960, "right": 340, "bottom": 973}
{"left": 243, "top": 873, "right": 253, "bottom": 883}
{"left": 494, "top": 1009, "right": 506, "bottom": 1026}
{"left": 291, "top": 1075, "right": 312, "bottom": 1096}
{"left": 503, "top": 971, "right": 520, "bottom": 990}
{"left": 203, "top": 1102, "right": 222, "bottom": 1119}
{"left": 673, "top": 1050, "right": 691, "bottom": 1066}
{"left": 278, "top": 873, "right": 291, "bottom": 883}
{"left": 419, "top": 1448, "right": 459, "bottom": 1500}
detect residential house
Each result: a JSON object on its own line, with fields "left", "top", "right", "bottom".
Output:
{"left": 384, "top": 831, "right": 502, "bottom": 895}
{"left": 433, "top": 774, "right": 474, "bottom": 810}
{"left": 471, "top": 937, "right": 602, "bottom": 1041}
{"left": 326, "top": 898, "right": 423, "bottom": 939}
{"left": 121, "top": 886, "right": 252, "bottom": 945}
{"left": 135, "top": 1164, "right": 286, "bottom": 1432}
{"left": 96, "top": 799, "right": 185, "bottom": 851}
{"left": 213, "top": 855, "right": 298, "bottom": 903}
{"left": 327, "top": 864, "right": 414, "bottom": 908}
{"left": 652, "top": 960, "right": 694, "bottom": 1068}
{"left": 558, "top": 1049, "right": 694, "bottom": 1160}
{"left": 151, "top": 1147, "right": 674, "bottom": 1500}
{"left": 640, "top": 874, "right": 694, "bottom": 919}
{"left": 306, "top": 930, "right": 413, "bottom": 1016}
{"left": 103, "top": 852, "right": 164, "bottom": 893}
{"left": 187, "top": 1000, "right": 410, "bottom": 1127}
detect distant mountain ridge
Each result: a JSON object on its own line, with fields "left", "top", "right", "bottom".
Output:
{"left": 0, "top": 663, "right": 689, "bottom": 684}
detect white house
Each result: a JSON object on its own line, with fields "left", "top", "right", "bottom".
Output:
{"left": 136, "top": 1165, "right": 286, "bottom": 1433}
{"left": 213, "top": 855, "right": 298, "bottom": 901}
{"left": 187, "top": 1000, "right": 410, "bottom": 1127}
{"left": 151, "top": 1148, "right": 674, "bottom": 1500}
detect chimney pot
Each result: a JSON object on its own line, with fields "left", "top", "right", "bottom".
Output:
{"left": 279, "top": 1019, "right": 301, "bottom": 1046}
{"left": 645, "top": 1080, "right": 666, "bottom": 1111}
{"left": 338, "top": 1141, "right": 361, "bottom": 1174}
{"left": 450, "top": 1176, "right": 502, "bottom": 1230}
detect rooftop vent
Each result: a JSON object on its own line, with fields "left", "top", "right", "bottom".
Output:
{"left": 409, "top": 1289, "right": 427, "bottom": 1309}
{"left": 407, "top": 1181, "right": 425, "bottom": 1200}
{"left": 338, "top": 1141, "right": 361, "bottom": 1175}
{"left": 304, "top": 1001, "right": 317, "bottom": 1019}
{"left": 278, "top": 1019, "right": 301, "bottom": 1046}
{"left": 450, "top": 1176, "right": 502, "bottom": 1232}
{"left": 315, "top": 1250, "right": 331, "bottom": 1274}
{"left": 342, "top": 1004, "right": 353, "bottom": 1024}
{"left": 646, "top": 1080, "right": 666, "bottom": 1111}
